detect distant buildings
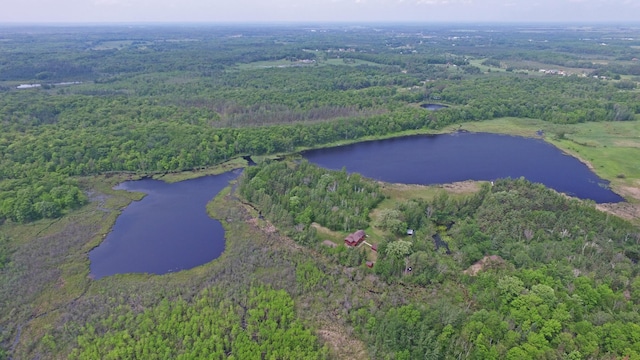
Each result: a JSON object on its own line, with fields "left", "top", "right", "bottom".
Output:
{"left": 538, "top": 69, "right": 567, "bottom": 76}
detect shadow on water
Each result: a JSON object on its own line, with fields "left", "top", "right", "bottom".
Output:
{"left": 242, "top": 155, "right": 257, "bottom": 166}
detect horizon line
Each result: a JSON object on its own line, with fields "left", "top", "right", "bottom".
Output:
{"left": 2, "top": 20, "right": 640, "bottom": 27}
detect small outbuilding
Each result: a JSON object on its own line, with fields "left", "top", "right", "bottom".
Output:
{"left": 366, "top": 261, "right": 374, "bottom": 268}
{"left": 345, "top": 230, "right": 366, "bottom": 247}
{"left": 371, "top": 244, "right": 378, "bottom": 252}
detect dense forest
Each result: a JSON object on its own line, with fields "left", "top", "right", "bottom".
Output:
{"left": 239, "top": 160, "right": 385, "bottom": 244}
{"left": 70, "top": 286, "right": 328, "bottom": 359}
{"left": 1, "top": 24, "right": 640, "bottom": 359}
{"left": 239, "top": 161, "right": 640, "bottom": 359}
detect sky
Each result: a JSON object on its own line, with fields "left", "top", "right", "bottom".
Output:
{"left": 2, "top": 0, "right": 640, "bottom": 24}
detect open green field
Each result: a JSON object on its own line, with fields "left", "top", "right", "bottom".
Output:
{"left": 468, "top": 59, "right": 508, "bottom": 73}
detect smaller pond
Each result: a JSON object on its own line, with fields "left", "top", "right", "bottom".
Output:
{"left": 420, "top": 103, "right": 449, "bottom": 111}
{"left": 89, "top": 171, "right": 239, "bottom": 279}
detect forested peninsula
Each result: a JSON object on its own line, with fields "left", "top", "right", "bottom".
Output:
{"left": 1, "top": 24, "right": 640, "bottom": 359}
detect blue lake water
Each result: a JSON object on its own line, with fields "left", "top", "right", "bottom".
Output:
{"left": 303, "top": 132, "right": 624, "bottom": 203}
{"left": 89, "top": 171, "right": 239, "bottom": 279}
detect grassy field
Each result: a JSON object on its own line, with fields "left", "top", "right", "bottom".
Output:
{"left": 468, "top": 59, "right": 508, "bottom": 73}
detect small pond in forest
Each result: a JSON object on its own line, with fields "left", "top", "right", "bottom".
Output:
{"left": 302, "top": 132, "right": 624, "bottom": 204}
{"left": 89, "top": 170, "right": 240, "bottom": 279}
{"left": 420, "top": 103, "right": 449, "bottom": 110}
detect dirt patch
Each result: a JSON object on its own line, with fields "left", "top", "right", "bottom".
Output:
{"left": 246, "top": 217, "right": 306, "bottom": 253}
{"left": 382, "top": 182, "right": 430, "bottom": 190}
{"left": 322, "top": 240, "right": 337, "bottom": 248}
{"left": 383, "top": 180, "right": 482, "bottom": 195}
{"left": 616, "top": 183, "right": 640, "bottom": 201}
{"left": 246, "top": 218, "right": 277, "bottom": 233}
{"left": 317, "top": 325, "right": 368, "bottom": 360}
{"left": 463, "top": 255, "right": 506, "bottom": 276}
{"left": 438, "top": 180, "right": 482, "bottom": 194}
{"left": 596, "top": 202, "right": 640, "bottom": 222}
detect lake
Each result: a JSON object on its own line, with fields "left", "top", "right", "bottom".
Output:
{"left": 89, "top": 171, "right": 240, "bottom": 279}
{"left": 302, "top": 132, "right": 624, "bottom": 203}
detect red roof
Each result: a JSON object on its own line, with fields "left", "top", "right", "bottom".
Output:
{"left": 345, "top": 230, "right": 366, "bottom": 247}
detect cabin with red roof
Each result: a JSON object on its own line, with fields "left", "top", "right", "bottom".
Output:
{"left": 345, "top": 230, "right": 366, "bottom": 247}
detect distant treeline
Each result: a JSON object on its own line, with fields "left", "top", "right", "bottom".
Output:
{"left": 1, "top": 25, "right": 640, "bottom": 224}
